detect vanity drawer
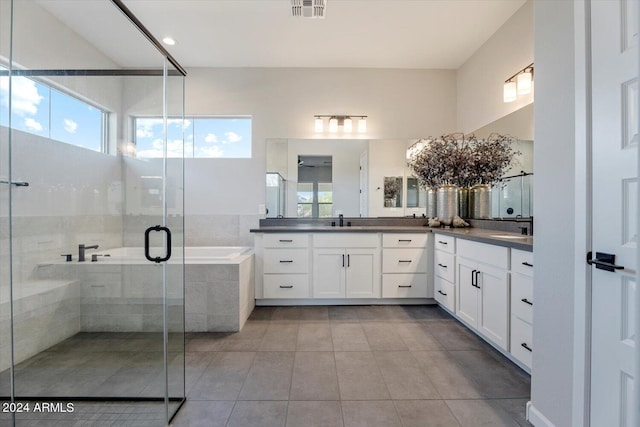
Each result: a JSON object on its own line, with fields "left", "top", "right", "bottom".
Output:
{"left": 382, "top": 248, "right": 427, "bottom": 273}
{"left": 264, "top": 274, "right": 309, "bottom": 298}
{"left": 457, "top": 239, "right": 509, "bottom": 269}
{"left": 511, "top": 249, "right": 534, "bottom": 276}
{"left": 434, "top": 234, "right": 455, "bottom": 253}
{"left": 511, "top": 273, "right": 533, "bottom": 323}
{"left": 434, "top": 275, "right": 455, "bottom": 312}
{"left": 510, "top": 315, "right": 533, "bottom": 369}
{"left": 434, "top": 250, "right": 455, "bottom": 283}
{"left": 313, "top": 233, "right": 379, "bottom": 248}
{"left": 263, "top": 249, "right": 309, "bottom": 274}
{"left": 382, "top": 233, "right": 428, "bottom": 248}
{"left": 263, "top": 233, "right": 309, "bottom": 248}
{"left": 382, "top": 273, "right": 427, "bottom": 298}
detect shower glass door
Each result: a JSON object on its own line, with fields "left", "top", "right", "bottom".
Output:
{"left": 0, "top": 0, "right": 186, "bottom": 425}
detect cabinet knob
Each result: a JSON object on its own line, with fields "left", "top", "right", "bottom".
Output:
{"left": 521, "top": 342, "right": 533, "bottom": 352}
{"left": 521, "top": 298, "right": 533, "bottom": 306}
{"left": 437, "top": 290, "right": 447, "bottom": 296}
{"left": 437, "top": 263, "right": 447, "bottom": 268}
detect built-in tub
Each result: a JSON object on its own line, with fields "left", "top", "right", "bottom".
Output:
{"left": 36, "top": 246, "right": 255, "bottom": 334}
{"left": 92, "top": 246, "right": 252, "bottom": 264}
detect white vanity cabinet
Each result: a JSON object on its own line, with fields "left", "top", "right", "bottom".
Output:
{"left": 381, "top": 233, "right": 430, "bottom": 298}
{"left": 312, "top": 233, "right": 380, "bottom": 298}
{"left": 261, "top": 233, "right": 311, "bottom": 298}
{"left": 433, "top": 233, "right": 455, "bottom": 311}
{"left": 456, "top": 239, "right": 510, "bottom": 351}
{"left": 510, "top": 248, "right": 534, "bottom": 369}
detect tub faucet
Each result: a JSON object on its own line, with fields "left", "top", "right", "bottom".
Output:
{"left": 339, "top": 214, "right": 344, "bottom": 227}
{"left": 79, "top": 244, "right": 99, "bottom": 262}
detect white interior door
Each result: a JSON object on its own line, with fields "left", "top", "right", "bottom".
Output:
{"left": 590, "top": 1, "right": 638, "bottom": 425}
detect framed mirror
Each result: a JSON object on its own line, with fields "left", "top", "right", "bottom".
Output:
{"left": 384, "top": 176, "right": 403, "bottom": 208}
{"left": 406, "top": 177, "right": 426, "bottom": 208}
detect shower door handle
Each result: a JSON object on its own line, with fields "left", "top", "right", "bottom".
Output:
{"left": 145, "top": 225, "right": 172, "bottom": 263}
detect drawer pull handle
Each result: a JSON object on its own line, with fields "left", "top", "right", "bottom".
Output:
{"left": 522, "top": 261, "right": 533, "bottom": 267}
{"left": 279, "top": 285, "right": 293, "bottom": 289}
{"left": 279, "top": 239, "right": 293, "bottom": 243}
{"left": 399, "top": 260, "right": 412, "bottom": 263}
{"left": 521, "top": 342, "right": 533, "bottom": 352}
{"left": 437, "top": 290, "right": 447, "bottom": 296}
{"left": 398, "top": 239, "right": 412, "bottom": 242}
{"left": 280, "top": 260, "right": 293, "bottom": 263}
{"left": 521, "top": 298, "right": 533, "bottom": 306}
{"left": 398, "top": 285, "right": 412, "bottom": 288}
{"left": 438, "top": 241, "right": 448, "bottom": 245}
{"left": 437, "top": 263, "right": 447, "bottom": 268}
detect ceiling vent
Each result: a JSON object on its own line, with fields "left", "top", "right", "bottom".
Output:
{"left": 291, "top": 0, "right": 326, "bottom": 18}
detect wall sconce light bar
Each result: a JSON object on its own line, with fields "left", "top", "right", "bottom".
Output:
{"left": 314, "top": 115, "right": 367, "bottom": 133}
{"left": 503, "top": 63, "right": 534, "bottom": 103}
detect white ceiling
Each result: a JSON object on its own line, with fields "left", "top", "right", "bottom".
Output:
{"left": 38, "top": 0, "right": 526, "bottom": 69}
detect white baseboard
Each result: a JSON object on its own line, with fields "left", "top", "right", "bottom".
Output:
{"left": 527, "top": 402, "right": 556, "bottom": 427}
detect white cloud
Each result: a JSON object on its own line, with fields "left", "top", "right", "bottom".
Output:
{"left": 204, "top": 133, "right": 218, "bottom": 143}
{"left": 136, "top": 128, "right": 153, "bottom": 138}
{"left": 63, "top": 118, "right": 78, "bottom": 134}
{"left": 24, "top": 117, "right": 43, "bottom": 132}
{"left": 196, "top": 145, "right": 224, "bottom": 158}
{"left": 137, "top": 138, "right": 186, "bottom": 158}
{"left": 224, "top": 131, "right": 242, "bottom": 144}
{"left": 135, "top": 118, "right": 164, "bottom": 140}
{"left": 0, "top": 76, "right": 44, "bottom": 116}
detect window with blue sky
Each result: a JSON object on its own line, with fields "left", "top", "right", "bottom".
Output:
{"left": 0, "top": 65, "right": 104, "bottom": 152}
{"left": 135, "top": 116, "right": 252, "bottom": 158}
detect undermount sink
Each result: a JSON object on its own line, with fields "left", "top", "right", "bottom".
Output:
{"left": 489, "top": 234, "right": 532, "bottom": 240}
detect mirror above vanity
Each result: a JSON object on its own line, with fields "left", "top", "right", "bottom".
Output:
{"left": 265, "top": 104, "right": 534, "bottom": 219}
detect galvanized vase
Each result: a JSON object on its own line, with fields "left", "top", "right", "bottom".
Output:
{"left": 469, "top": 184, "right": 492, "bottom": 219}
{"left": 458, "top": 187, "right": 469, "bottom": 219}
{"left": 437, "top": 184, "right": 459, "bottom": 225}
{"left": 426, "top": 188, "right": 437, "bottom": 218}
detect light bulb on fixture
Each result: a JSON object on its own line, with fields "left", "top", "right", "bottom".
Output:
{"left": 314, "top": 117, "right": 323, "bottom": 133}
{"left": 329, "top": 118, "right": 338, "bottom": 133}
{"left": 343, "top": 117, "right": 353, "bottom": 133}
{"left": 503, "top": 81, "right": 517, "bottom": 103}
{"left": 517, "top": 70, "right": 532, "bottom": 95}
{"left": 358, "top": 117, "right": 367, "bottom": 133}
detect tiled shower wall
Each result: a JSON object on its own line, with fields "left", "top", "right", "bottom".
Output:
{"left": 123, "top": 214, "right": 261, "bottom": 247}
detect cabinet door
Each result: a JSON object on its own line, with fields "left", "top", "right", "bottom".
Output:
{"left": 478, "top": 264, "right": 509, "bottom": 350}
{"left": 346, "top": 249, "right": 380, "bottom": 298}
{"left": 313, "top": 249, "right": 346, "bottom": 298}
{"left": 456, "top": 259, "right": 479, "bottom": 327}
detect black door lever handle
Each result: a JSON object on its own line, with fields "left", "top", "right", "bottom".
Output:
{"left": 587, "top": 251, "right": 624, "bottom": 272}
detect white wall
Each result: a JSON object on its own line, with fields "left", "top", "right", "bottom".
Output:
{"left": 530, "top": 1, "right": 588, "bottom": 426}
{"left": 457, "top": 1, "right": 534, "bottom": 134}
{"left": 184, "top": 67, "right": 457, "bottom": 216}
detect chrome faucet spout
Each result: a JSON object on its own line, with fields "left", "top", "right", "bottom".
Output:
{"left": 79, "top": 244, "right": 99, "bottom": 262}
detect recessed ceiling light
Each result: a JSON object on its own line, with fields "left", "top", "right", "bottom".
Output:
{"left": 162, "top": 37, "right": 176, "bottom": 46}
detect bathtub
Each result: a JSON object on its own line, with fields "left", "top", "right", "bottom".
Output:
{"left": 91, "top": 246, "right": 253, "bottom": 264}
{"left": 37, "top": 246, "right": 255, "bottom": 334}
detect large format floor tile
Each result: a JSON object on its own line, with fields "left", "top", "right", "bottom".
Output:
{"left": 2, "top": 305, "right": 532, "bottom": 426}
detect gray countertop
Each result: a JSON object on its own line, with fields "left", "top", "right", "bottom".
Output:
{"left": 250, "top": 225, "right": 533, "bottom": 251}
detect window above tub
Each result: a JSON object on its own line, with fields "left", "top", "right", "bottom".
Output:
{"left": 134, "top": 116, "right": 252, "bottom": 158}
{"left": 0, "top": 65, "right": 108, "bottom": 153}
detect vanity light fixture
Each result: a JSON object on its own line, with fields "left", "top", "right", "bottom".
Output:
{"left": 314, "top": 115, "right": 367, "bottom": 133}
{"left": 503, "top": 63, "right": 534, "bottom": 103}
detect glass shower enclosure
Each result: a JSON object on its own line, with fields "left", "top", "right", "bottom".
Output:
{"left": 0, "top": 0, "right": 186, "bottom": 425}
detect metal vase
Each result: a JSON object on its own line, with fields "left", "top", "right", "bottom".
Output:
{"left": 437, "top": 184, "right": 459, "bottom": 225}
{"left": 469, "top": 184, "right": 492, "bottom": 219}
{"left": 426, "top": 188, "right": 437, "bottom": 218}
{"left": 458, "top": 187, "right": 469, "bottom": 219}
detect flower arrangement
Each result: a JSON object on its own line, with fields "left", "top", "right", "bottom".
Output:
{"left": 407, "top": 133, "right": 519, "bottom": 188}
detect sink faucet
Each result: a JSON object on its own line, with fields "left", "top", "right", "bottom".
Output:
{"left": 339, "top": 214, "right": 344, "bottom": 227}
{"left": 79, "top": 244, "right": 99, "bottom": 262}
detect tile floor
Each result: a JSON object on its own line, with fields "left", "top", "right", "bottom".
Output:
{"left": 171, "top": 305, "right": 532, "bottom": 427}
{"left": 0, "top": 305, "right": 532, "bottom": 426}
